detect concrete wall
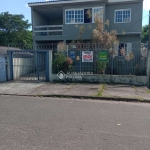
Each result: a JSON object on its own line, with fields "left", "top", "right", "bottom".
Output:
{"left": 32, "top": 9, "right": 49, "bottom": 26}
{"left": 51, "top": 74, "right": 147, "bottom": 86}
{"left": 147, "top": 51, "right": 150, "bottom": 88}
{"left": 49, "top": 18, "right": 63, "bottom": 25}
{"left": 106, "top": 2, "right": 143, "bottom": 34}
{"left": 117, "top": 35, "right": 141, "bottom": 43}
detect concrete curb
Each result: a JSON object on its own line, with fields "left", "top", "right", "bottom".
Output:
{"left": 1, "top": 93, "right": 150, "bottom": 103}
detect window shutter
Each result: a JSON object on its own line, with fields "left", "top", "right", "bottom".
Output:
{"left": 126, "top": 43, "right": 132, "bottom": 55}
{"left": 114, "top": 43, "right": 119, "bottom": 56}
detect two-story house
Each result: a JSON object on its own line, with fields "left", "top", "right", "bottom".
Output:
{"left": 28, "top": 0, "right": 143, "bottom": 56}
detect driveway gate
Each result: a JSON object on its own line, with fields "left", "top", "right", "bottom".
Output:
{"left": 8, "top": 50, "right": 49, "bottom": 81}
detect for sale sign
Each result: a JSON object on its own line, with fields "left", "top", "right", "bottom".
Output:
{"left": 82, "top": 51, "right": 93, "bottom": 62}
{"left": 99, "top": 51, "right": 108, "bottom": 62}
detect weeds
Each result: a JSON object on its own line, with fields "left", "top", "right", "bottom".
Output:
{"left": 96, "top": 84, "right": 106, "bottom": 96}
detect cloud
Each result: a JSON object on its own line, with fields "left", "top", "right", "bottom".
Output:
{"left": 143, "top": 0, "right": 150, "bottom": 10}
{"left": 45, "top": 0, "right": 49, "bottom": 1}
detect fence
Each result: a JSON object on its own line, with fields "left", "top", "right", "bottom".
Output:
{"left": 52, "top": 42, "right": 148, "bottom": 76}
{"left": 4, "top": 42, "right": 148, "bottom": 80}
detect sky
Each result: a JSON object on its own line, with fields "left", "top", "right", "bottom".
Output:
{"left": 0, "top": 0, "right": 149, "bottom": 26}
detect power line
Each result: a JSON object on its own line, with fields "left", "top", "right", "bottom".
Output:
{"left": 120, "top": 13, "right": 149, "bottom": 33}
{"left": 115, "top": 5, "right": 143, "bottom": 31}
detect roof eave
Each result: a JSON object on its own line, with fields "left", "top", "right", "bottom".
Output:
{"left": 28, "top": 0, "right": 143, "bottom": 7}
{"left": 28, "top": 0, "right": 105, "bottom": 7}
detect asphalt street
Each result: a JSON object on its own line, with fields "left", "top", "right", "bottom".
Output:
{"left": 0, "top": 96, "right": 150, "bottom": 150}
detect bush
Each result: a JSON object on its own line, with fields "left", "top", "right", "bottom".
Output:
{"left": 53, "top": 53, "right": 73, "bottom": 74}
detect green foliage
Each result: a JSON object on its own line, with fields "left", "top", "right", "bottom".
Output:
{"left": 142, "top": 25, "right": 149, "bottom": 43}
{"left": 97, "top": 61, "right": 108, "bottom": 74}
{"left": 53, "top": 53, "right": 73, "bottom": 73}
{"left": 0, "top": 12, "right": 32, "bottom": 46}
{"left": 96, "top": 84, "right": 106, "bottom": 96}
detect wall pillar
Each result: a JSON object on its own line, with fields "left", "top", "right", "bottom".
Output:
{"left": 7, "top": 51, "right": 13, "bottom": 81}
{"left": 147, "top": 51, "right": 150, "bottom": 88}
{"left": 48, "top": 50, "right": 53, "bottom": 82}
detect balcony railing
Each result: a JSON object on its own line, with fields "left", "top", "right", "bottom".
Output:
{"left": 33, "top": 25, "right": 63, "bottom": 36}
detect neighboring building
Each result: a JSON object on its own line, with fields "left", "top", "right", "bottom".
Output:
{"left": 0, "top": 47, "right": 21, "bottom": 56}
{"left": 0, "top": 47, "right": 10, "bottom": 57}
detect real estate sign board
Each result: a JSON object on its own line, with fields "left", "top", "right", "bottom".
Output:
{"left": 99, "top": 51, "right": 108, "bottom": 62}
{"left": 82, "top": 51, "right": 93, "bottom": 62}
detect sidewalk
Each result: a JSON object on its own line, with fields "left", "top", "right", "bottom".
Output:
{"left": 0, "top": 81, "right": 150, "bottom": 102}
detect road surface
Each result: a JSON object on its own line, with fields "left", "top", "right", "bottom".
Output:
{"left": 0, "top": 95, "right": 150, "bottom": 150}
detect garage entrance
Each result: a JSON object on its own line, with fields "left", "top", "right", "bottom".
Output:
{"left": 8, "top": 50, "right": 49, "bottom": 81}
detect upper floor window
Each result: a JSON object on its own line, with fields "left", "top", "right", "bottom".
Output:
{"left": 65, "top": 9, "right": 83, "bottom": 24}
{"left": 66, "top": 10, "right": 74, "bottom": 24}
{"left": 92, "top": 7, "right": 103, "bottom": 23}
{"left": 115, "top": 9, "right": 131, "bottom": 23}
{"left": 75, "top": 10, "right": 84, "bottom": 23}
{"left": 65, "top": 7, "right": 103, "bottom": 24}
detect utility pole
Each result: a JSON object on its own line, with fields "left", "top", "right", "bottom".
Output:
{"left": 148, "top": 10, "right": 150, "bottom": 89}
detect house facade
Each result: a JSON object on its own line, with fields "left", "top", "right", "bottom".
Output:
{"left": 28, "top": 0, "right": 143, "bottom": 56}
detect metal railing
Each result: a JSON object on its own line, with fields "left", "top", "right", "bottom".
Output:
{"left": 52, "top": 42, "right": 148, "bottom": 76}
{"left": 33, "top": 25, "right": 63, "bottom": 36}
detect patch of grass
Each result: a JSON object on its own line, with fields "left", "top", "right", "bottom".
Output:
{"left": 147, "top": 90, "right": 150, "bottom": 93}
{"left": 123, "top": 96, "right": 144, "bottom": 101}
{"left": 36, "top": 94, "right": 43, "bottom": 98}
{"left": 99, "top": 94, "right": 145, "bottom": 101}
{"left": 96, "top": 84, "right": 106, "bottom": 97}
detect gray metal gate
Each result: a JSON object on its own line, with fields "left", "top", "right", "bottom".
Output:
{"left": 0, "top": 55, "right": 7, "bottom": 82}
{"left": 8, "top": 50, "right": 49, "bottom": 81}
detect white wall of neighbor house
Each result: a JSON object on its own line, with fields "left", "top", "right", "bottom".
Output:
{"left": 13, "top": 58, "right": 35, "bottom": 79}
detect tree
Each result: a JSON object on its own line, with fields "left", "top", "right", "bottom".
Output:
{"left": 74, "top": 11, "right": 118, "bottom": 52}
{"left": 142, "top": 25, "right": 149, "bottom": 43}
{"left": 69, "top": 11, "right": 134, "bottom": 74}
{"left": 0, "top": 12, "right": 32, "bottom": 46}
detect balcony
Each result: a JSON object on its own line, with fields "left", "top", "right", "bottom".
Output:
{"left": 33, "top": 25, "right": 63, "bottom": 36}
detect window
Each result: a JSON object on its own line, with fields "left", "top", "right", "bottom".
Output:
{"left": 115, "top": 9, "right": 131, "bottom": 23}
{"left": 75, "top": 10, "right": 84, "bottom": 23}
{"left": 114, "top": 43, "right": 132, "bottom": 56}
{"left": 92, "top": 7, "right": 103, "bottom": 23}
{"left": 66, "top": 10, "right": 75, "bottom": 24}
{"left": 84, "top": 8, "right": 92, "bottom": 23}
{"left": 65, "top": 9, "right": 83, "bottom": 24}
{"left": 118, "top": 43, "right": 132, "bottom": 56}
{"left": 65, "top": 7, "right": 103, "bottom": 24}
